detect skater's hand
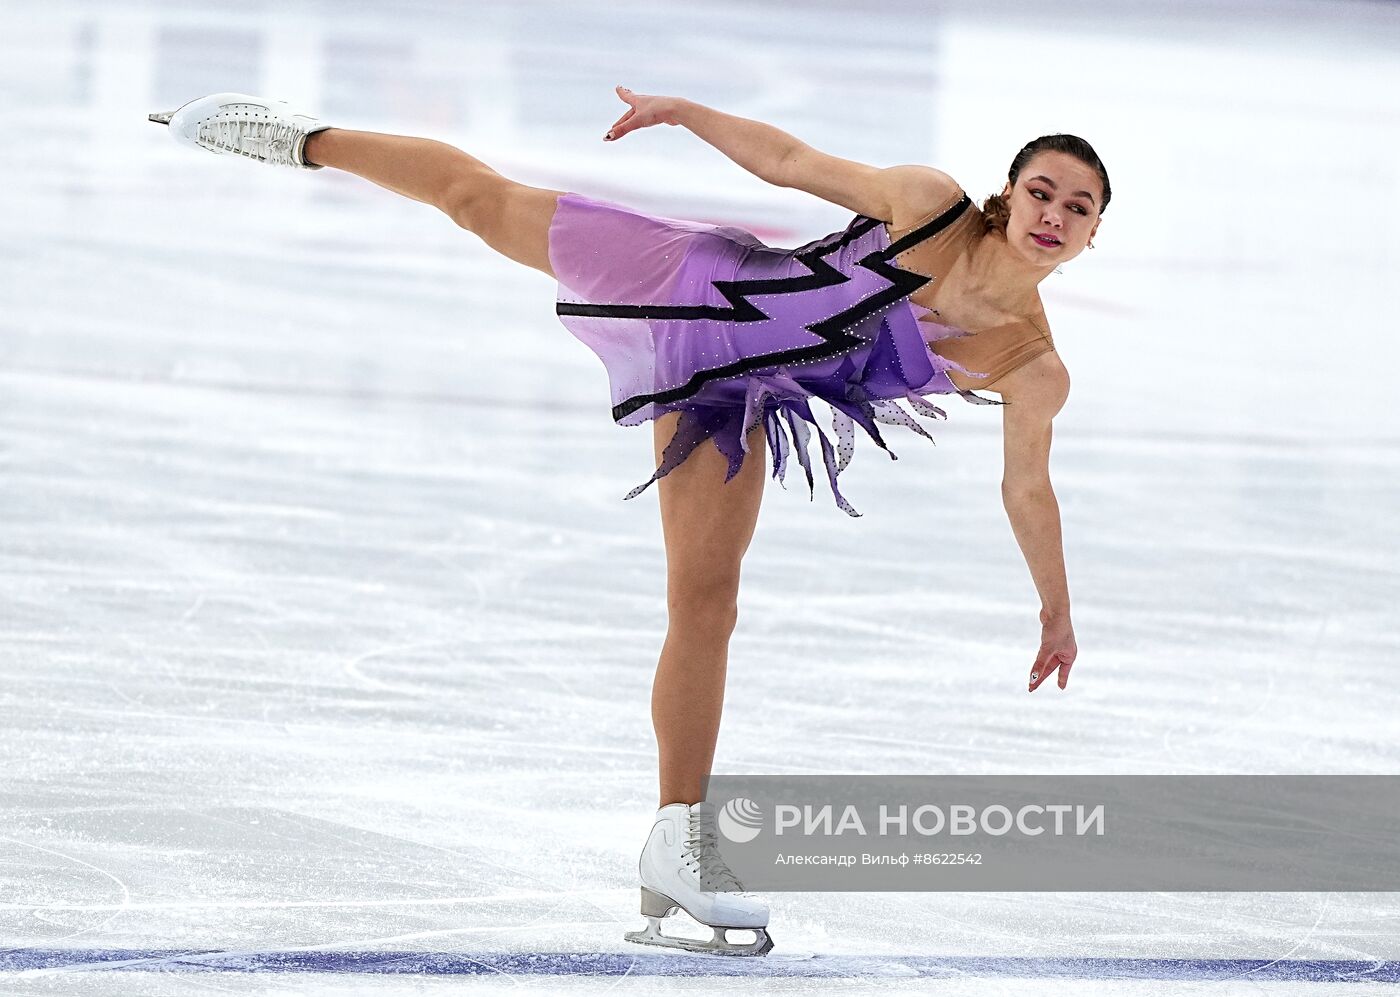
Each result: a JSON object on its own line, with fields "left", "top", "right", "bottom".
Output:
{"left": 1028, "top": 615, "right": 1077, "bottom": 692}
{"left": 604, "top": 86, "right": 683, "bottom": 141}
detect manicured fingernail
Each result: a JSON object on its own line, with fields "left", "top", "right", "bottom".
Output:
{"left": 605, "top": 132, "right": 613, "bottom": 140}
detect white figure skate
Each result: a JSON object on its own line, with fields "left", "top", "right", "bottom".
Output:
{"left": 624, "top": 801, "right": 773, "bottom": 956}
{"left": 148, "top": 92, "right": 333, "bottom": 170}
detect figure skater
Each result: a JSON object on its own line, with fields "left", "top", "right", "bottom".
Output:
{"left": 150, "top": 87, "right": 1107, "bottom": 957}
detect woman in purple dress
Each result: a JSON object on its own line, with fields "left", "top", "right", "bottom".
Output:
{"left": 152, "top": 86, "right": 1109, "bottom": 956}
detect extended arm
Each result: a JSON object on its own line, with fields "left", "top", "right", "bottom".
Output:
{"left": 607, "top": 89, "right": 956, "bottom": 224}
{"left": 996, "top": 355, "right": 1078, "bottom": 690}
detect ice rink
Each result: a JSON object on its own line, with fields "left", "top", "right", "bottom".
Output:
{"left": 2, "top": 0, "right": 1399, "bottom": 992}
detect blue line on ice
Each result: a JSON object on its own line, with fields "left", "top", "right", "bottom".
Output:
{"left": 3, "top": 950, "right": 1397, "bottom": 981}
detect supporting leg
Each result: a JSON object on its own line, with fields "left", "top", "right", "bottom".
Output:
{"left": 650, "top": 413, "right": 767, "bottom": 806}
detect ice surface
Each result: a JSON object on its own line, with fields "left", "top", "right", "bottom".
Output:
{"left": 1, "top": 0, "right": 1398, "bottom": 993}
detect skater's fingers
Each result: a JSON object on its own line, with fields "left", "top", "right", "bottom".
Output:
{"left": 1055, "top": 656, "right": 1074, "bottom": 689}
{"left": 1028, "top": 655, "right": 1059, "bottom": 692}
{"left": 605, "top": 107, "right": 638, "bottom": 141}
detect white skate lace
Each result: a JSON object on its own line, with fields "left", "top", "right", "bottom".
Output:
{"left": 199, "top": 115, "right": 304, "bottom": 166}
{"left": 684, "top": 815, "right": 748, "bottom": 893}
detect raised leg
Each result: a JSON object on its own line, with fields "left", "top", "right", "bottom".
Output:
{"left": 651, "top": 413, "right": 767, "bottom": 807}
{"left": 303, "top": 128, "right": 564, "bottom": 277}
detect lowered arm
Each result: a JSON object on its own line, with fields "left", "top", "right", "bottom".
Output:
{"left": 998, "top": 356, "right": 1072, "bottom": 623}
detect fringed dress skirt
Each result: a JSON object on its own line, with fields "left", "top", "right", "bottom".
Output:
{"left": 547, "top": 191, "right": 1000, "bottom": 517}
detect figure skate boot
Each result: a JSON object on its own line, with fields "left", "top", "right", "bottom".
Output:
{"left": 624, "top": 801, "right": 773, "bottom": 956}
{"left": 148, "top": 92, "right": 333, "bottom": 170}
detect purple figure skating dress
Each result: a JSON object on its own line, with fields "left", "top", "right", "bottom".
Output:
{"left": 548, "top": 188, "right": 1009, "bottom": 517}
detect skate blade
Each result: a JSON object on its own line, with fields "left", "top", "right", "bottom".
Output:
{"left": 148, "top": 111, "right": 174, "bottom": 125}
{"left": 624, "top": 917, "right": 773, "bottom": 957}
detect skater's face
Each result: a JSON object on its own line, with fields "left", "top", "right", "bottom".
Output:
{"left": 1001, "top": 151, "right": 1102, "bottom": 265}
